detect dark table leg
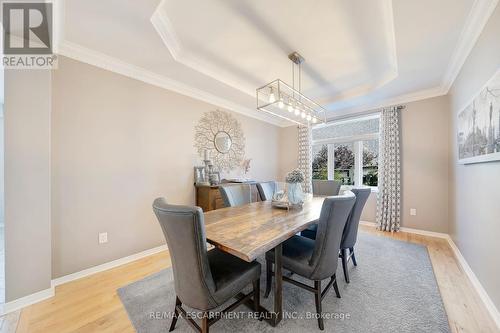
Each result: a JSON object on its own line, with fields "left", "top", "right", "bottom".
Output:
{"left": 272, "top": 243, "right": 283, "bottom": 326}
{"left": 238, "top": 243, "right": 284, "bottom": 327}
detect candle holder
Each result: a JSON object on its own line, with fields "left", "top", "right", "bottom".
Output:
{"left": 203, "top": 159, "right": 211, "bottom": 183}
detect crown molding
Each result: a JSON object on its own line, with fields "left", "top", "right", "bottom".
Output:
{"left": 52, "top": 0, "right": 65, "bottom": 54}
{"left": 383, "top": 0, "right": 399, "bottom": 77}
{"left": 58, "top": 40, "right": 446, "bottom": 127}
{"left": 57, "top": 40, "right": 450, "bottom": 127}
{"left": 54, "top": 0, "right": 497, "bottom": 128}
{"left": 151, "top": 0, "right": 400, "bottom": 103}
{"left": 57, "top": 41, "right": 288, "bottom": 127}
{"left": 325, "top": 85, "right": 447, "bottom": 119}
{"left": 150, "top": 2, "right": 256, "bottom": 98}
{"left": 441, "top": 0, "right": 499, "bottom": 92}
{"left": 150, "top": 7, "right": 182, "bottom": 60}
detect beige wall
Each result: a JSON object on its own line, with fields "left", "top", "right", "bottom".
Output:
{"left": 400, "top": 96, "right": 450, "bottom": 232}
{"left": 360, "top": 193, "right": 377, "bottom": 222}
{"left": 4, "top": 70, "right": 52, "bottom": 301}
{"left": 51, "top": 57, "right": 281, "bottom": 278}
{"left": 278, "top": 125, "right": 299, "bottom": 181}
{"left": 449, "top": 5, "right": 500, "bottom": 310}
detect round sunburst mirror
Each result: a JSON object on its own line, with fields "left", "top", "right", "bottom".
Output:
{"left": 214, "top": 131, "right": 232, "bottom": 153}
{"left": 194, "top": 110, "right": 245, "bottom": 172}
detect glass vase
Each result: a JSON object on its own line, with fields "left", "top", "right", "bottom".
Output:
{"left": 287, "top": 182, "right": 304, "bottom": 205}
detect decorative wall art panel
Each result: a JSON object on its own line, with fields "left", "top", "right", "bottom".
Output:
{"left": 457, "top": 70, "right": 500, "bottom": 164}
{"left": 194, "top": 110, "right": 245, "bottom": 171}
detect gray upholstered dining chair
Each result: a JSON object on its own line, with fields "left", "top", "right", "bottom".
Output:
{"left": 256, "top": 181, "right": 277, "bottom": 201}
{"left": 264, "top": 195, "right": 355, "bottom": 330}
{"left": 153, "top": 198, "right": 261, "bottom": 333}
{"left": 338, "top": 188, "right": 371, "bottom": 283}
{"left": 312, "top": 179, "right": 341, "bottom": 196}
{"left": 219, "top": 184, "right": 252, "bottom": 207}
{"left": 301, "top": 188, "right": 371, "bottom": 283}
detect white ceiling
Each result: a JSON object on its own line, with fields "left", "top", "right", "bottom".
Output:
{"left": 58, "top": 0, "right": 498, "bottom": 126}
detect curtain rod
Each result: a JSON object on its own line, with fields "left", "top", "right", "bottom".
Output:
{"left": 325, "top": 104, "right": 406, "bottom": 124}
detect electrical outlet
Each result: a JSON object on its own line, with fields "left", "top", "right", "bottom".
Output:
{"left": 98, "top": 232, "right": 108, "bottom": 244}
{"left": 410, "top": 208, "right": 417, "bottom": 216}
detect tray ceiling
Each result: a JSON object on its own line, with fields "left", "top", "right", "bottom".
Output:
{"left": 59, "top": 0, "right": 498, "bottom": 125}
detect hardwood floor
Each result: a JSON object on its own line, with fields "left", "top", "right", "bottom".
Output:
{"left": 359, "top": 226, "right": 499, "bottom": 333}
{"left": 13, "top": 226, "right": 499, "bottom": 333}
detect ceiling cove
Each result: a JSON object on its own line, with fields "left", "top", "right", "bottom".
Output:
{"left": 54, "top": 0, "right": 498, "bottom": 126}
{"left": 151, "top": 0, "right": 399, "bottom": 108}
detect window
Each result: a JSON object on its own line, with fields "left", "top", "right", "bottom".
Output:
{"left": 312, "top": 115, "right": 379, "bottom": 189}
{"left": 362, "top": 139, "right": 379, "bottom": 186}
{"left": 333, "top": 142, "right": 355, "bottom": 185}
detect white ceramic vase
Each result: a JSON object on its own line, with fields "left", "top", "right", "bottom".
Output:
{"left": 287, "top": 182, "right": 304, "bottom": 205}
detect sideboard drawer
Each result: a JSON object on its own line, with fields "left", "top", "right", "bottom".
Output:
{"left": 214, "top": 198, "right": 225, "bottom": 210}
{"left": 195, "top": 183, "right": 261, "bottom": 212}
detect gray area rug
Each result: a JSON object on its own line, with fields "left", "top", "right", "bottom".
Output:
{"left": 118, "top": 233, "right": 450, "bottom": 332}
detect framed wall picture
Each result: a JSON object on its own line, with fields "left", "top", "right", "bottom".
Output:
{"left": 209, "top": 171, "right": 220, "bottom": 185}
{"left": 457, "top": 69, "right": 500, "bottom": 164}
{"left": 194, "top": 166, "right": 207, "bottom": 185}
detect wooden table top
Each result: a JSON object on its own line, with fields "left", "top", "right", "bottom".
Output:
{"left": 204, "top": 196, "right": 325, "bottom": 262}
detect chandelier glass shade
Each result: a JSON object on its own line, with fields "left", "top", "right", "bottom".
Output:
{"left": 256, "top": 79, "right": 326, "bottom": 125}
{"left": 256, "top": 52, "right": 326, "bottom": 126}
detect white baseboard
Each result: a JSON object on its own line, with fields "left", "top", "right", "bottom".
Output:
{"left": 359, "top": 220, "right": 450, "bottom": 239}
{"left": 447, "top": 238, "right": 500, "bottom": 329}
{"left": 51, "top": 244, "right": 168, "bottom": 287}
{"left": 0, "top": 244, "right": 168, "bottom": 316}
{"left": 360, "top": 220, "right": 500, "bottom": 329}
{"left": 359, "top": 220, "right": 378, "bottom": 228}
{"left": 1, "top": 287, "right": 55, "bottom": 316}
{"left": 399, "top": 226, "right": 449, "bottom": 239}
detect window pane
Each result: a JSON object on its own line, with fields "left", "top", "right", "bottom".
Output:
{"left": 363, "top": 140, "right": 378, "bottom": 186}
{"left": 312, "top": 116, "right": 379, "bottom": 141}
{"left": 312, "top": 144, "right": 328, "bottom": 180}
{"left": 334, "top": 143, "right": 354, "bottom": 185}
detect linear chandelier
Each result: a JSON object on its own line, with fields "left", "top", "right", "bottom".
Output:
{"left": 256, "top": 52, "right": 326, "bottom": 126}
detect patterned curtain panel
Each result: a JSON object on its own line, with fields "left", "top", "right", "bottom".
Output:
{"left": 298, "top": 125, "right": 312, "bottom": 193}
{"left": 377, "top": 106, "right": 402, "bottom": 232}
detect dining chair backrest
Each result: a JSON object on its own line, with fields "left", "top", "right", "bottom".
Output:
{"left": 152, "top": 198, "right": 217, "bottom": 310}
{"left": 312, "top": 180, "right": 341, "bottom": 196}
{"left": 219, "top": 184, "right": 252, "bottom": 207}
{"left": 309, "top": 194, "right": 356, "bottom": 280}
{"left": 256, "top": 181, "right": 277, "bottom": 201}
{"left": 341, "top": 188, "right": 371, "bottom": 249}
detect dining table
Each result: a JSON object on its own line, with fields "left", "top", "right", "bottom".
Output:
{"left": 203, "top": 195, "right": 325, "bottom": 327}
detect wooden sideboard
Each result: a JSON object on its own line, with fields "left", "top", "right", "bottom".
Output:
{"left": 195, "top": 182, "right": 261, "bottom": 212}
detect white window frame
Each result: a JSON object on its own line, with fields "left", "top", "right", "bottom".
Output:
{"left": 312, "top": 114, "right": 380, "bottom": 191}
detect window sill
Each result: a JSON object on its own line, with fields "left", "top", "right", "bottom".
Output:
{"left": 340, "top": 185, "right": 378, "bottom": 194}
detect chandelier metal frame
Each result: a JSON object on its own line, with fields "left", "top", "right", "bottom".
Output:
{"left": 256, "top": 52, "right": 327, "bottom": 126}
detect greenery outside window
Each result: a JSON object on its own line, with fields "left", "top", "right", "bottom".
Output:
{"left": 312, "top": 115, "right": 379, "bottom": 189}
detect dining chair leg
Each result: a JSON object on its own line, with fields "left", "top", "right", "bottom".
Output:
{"left": 201, "top": 312, "right": 209, "bottom": 333}
{"left": 341, "top": 248, "right": 350, "bottom": 283}
{"left": 252, "top": 278, "right": 261, "bottom": 313}
{"left": 264, "top": 259, "right": 272, "bottom": 298}
{"left": 332, "top": 274, "right": 341, "bottom": 298}
{"left": 314, "top": 280, "right": 324, "bottom": 330}
{"left": 169, "top": 296, "right": 181, "bottom": 332}
{"left": 350, "top": 247, "right": 357, "bottom": 266}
